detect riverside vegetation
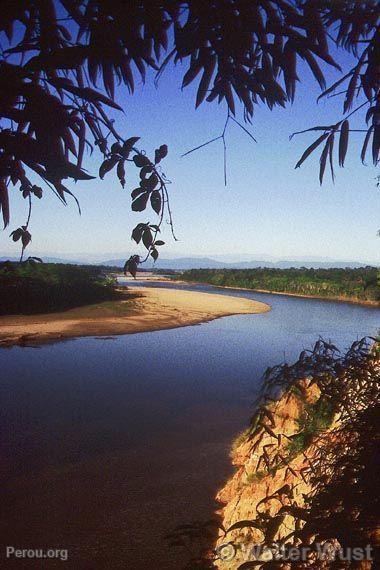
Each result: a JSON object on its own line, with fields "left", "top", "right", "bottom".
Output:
{"left": 177, "top": 267, "right": 380, "bottom": 304}
{"left": 168, "top": 338, "right": 380, "bottom": 569}
{"left": 0, "top": 263, "right": 268, "bottom": 347}
{"left": 0, "top": 262, "right": 120, "bottom": 315}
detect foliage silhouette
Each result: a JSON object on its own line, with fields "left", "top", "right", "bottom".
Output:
{"left": 0, "top": 1, "right": 379, "bottom": 272}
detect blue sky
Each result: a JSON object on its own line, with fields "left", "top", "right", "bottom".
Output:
{"left": 1, "top": 50, "right": 379, "bottom": 263}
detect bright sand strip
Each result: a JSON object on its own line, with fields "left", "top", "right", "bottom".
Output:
{"left": 0, "top": 286, "right": 270, "bottom": 347}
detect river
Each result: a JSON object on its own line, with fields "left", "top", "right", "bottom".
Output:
{"left": 0, "top": 282, "right": 378, "bottom": 568}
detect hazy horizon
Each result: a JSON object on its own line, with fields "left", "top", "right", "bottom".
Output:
{"left": 1, "top": 249, "right": 378, "bottom": 266}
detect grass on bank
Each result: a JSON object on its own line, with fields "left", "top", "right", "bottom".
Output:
{"left": 286, "top": 398, "right": 335, "bottom": 459}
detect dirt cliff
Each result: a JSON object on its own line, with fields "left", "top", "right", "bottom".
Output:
{"left": 212, "top": 339, "right": 379, "bottom": 569}
{"left": 214, "top": 380, "right": 338, "bottom": 567}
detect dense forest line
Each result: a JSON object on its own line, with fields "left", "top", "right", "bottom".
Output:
{"left": 178, "top": 267, "right": 380, "bottom": 303}
{"left": 0, "top": 263, "right": 119, "bottom": 315}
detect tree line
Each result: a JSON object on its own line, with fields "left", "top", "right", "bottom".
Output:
{"left": 0, "top": 262, "right": 119, "bottom": 315}
{"left": 179, "top": 267, "right": 380, "bottom": 302}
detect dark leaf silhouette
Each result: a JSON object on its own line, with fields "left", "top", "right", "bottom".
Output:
{"left": 361, "top": 127, "right": 374, "bottom": 164}
{"left": 0, "top": 0, "right": 378, "bottom": 257}
{"left": 318, "top": 137, "right": 329, "bottom": 183}
{"left": 142, "top": 228, "right": 153, "bottom": 249}
{"left": 226, "top": 520, "right": 262, "bottom": 533}
{"left": 131, "top": 187, "right": 145, "bottom": 199}
{"left": 0, "top": 179, "right": 10, "bottom": 228}
{"left": 10, "top": 228, "right": 22, "bottom": 242}
{"left": 295, "top": 133, "right": 329, "bottom": 169}
{"left": 133, "top": 154, "right": 151, "bottom": 168}
{"left": 373, "top": 125, "right": 380, "bottom": 165}
{"left": 195, "top": 56, "right": 216, "bottom": 109}
{"left": 123, "top": 137, "right": 140, "bottom": 157}
{"left": 124, "top": 255, "right": 140, "bottom": 278}
{"left": 155, "top": 144, "right": 168, "bottom": 164}
{"left": 132, "top": 224, "right": 145, "bottom": 244}
{"left": 143, "top": 173, "right": 159, "bottom": 192}
{"left": 99, "top": 156, "right": 119, "bottom": 179}
{"left": 338, "top": 120, "right": 349, "bottom": 167}
{"left": 117, "top": 160, "right": 126, "bottom": 187}
{"left": 111, "top": 142, "right": 123, "bottom": 155}
{"left": 132, "top": 192, "right": 149, "bottom": 212}
{"left": 150, "top": 191, "right": 162, "bottom": 214}
{"left": 31, "top": 186, "right": 43, "bottom": 199}
{"left": 21, "top": 230, "right": 31, "bottom": 248}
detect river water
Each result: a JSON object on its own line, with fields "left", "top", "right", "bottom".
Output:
{"left": 0, "top": 281, "right": 378, "bottom": 568}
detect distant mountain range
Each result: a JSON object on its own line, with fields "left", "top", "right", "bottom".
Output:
{"left": 0, "top": 256, "right": 89, "bottom": 265}
{"left": 1, "top": 255, "right": 377, "bottom": 270}
{"left": 100, "top": 257, "right": 376, "bottom": 270}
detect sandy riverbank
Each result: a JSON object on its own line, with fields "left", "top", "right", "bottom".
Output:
{"left": 216, "top": 285, "right": 380, "bottom": 307}
{"left": 0, "top": 286, "right": 270, "bottom": 347}
{"left": 120, "top": 276, "right": 379, "bottom": 307}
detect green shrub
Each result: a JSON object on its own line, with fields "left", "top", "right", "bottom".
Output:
{"left": 0, "top": 262, "right": 120, "bottom": 315}
{"left": 286, "top": 397, "right": 335, "bottom": 459}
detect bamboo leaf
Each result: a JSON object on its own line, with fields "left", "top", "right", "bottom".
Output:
{"left": 319, "top": 137, "right": 330, "bottom": 184}
{"left": 195, "top": 56, "right": 216, "bottom": 108}
{"left": 361, "top": 126, "right": 374, "bottom": 164}
{"left": 328, "top": 133, "right": 335, "bottom": 181}
{"left": 317, "top": 70, "right": 353, "bottom": 101}
{"left": 302, "top": 50, "right": 326, "bottom": 90}
{"left": 343, "top": 72, "right": 359, "bottom": 114}
{"left": 227, "top": 520, "right": 262, "bottom": 533}
{"left": 182, "top": 58, "right": 203, "bottom": 88}
{"left": 0, "top": 179, "right": 10, "bottom": 228}
{"left": 372, "top": 125, "right": 380, "bottom": 165}
{"left": 338, "top": 120, "right": 349, "bottom": 167}
{"left": 295, "top": 133, "right": 329, "bottom": 169}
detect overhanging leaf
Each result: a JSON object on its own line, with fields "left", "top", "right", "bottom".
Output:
{"left": 295, "top": 133, "right": 329, "bottom": 169}
{"left": 150, "top": 190, "right": 162, "bottom": 214}
{"left": 226, "top": 520, "right": 263, "bottom": 533}
{"left": 339, "top": 120, "right": 349, "bottom": 167}
{"left": 142, "top": 228, "right": 153, "bottom": 249}
{"left": 319, "top": 136, "right": 331, "bottom": 184}
{"left": 361, "top": 126, "right": 373, "bottom": 164}
{"left": 132, "top": 192, "right": 149, "bottom": 212}
{"left": 99, "top": 156, "right": 119, "bottom": 179}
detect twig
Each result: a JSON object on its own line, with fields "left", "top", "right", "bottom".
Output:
{"left": 229, "top": 116, "right": 257, "bottom": 142}
{"left": 182, "top": 111, "right": 257, "bottom": 187}
{"left": 181, "top": 135, "right": 223, "bottom": 157}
